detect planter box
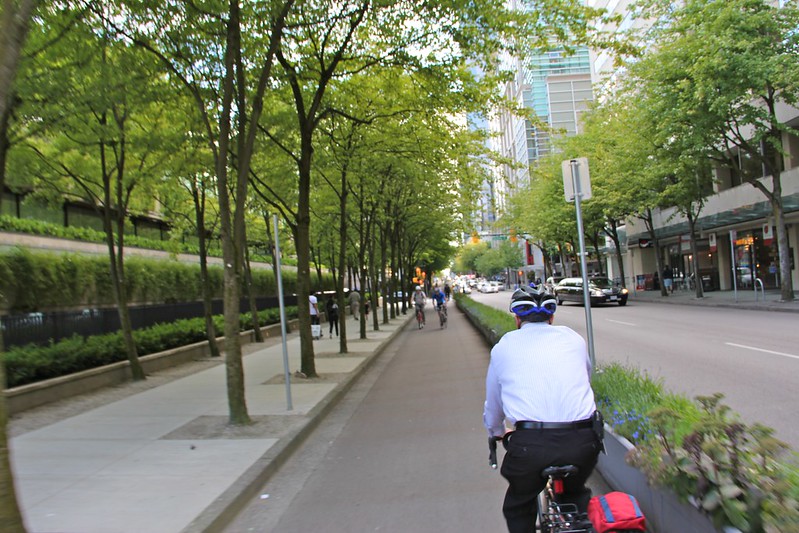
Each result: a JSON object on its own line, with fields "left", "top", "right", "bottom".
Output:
{"left": 596, "top": 426, "right": 725, "bottom": 533}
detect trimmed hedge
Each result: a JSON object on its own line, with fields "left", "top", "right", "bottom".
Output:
{"left": 2, "top": 306, "right": 297, "bottom": 388}
{"left": 0, "top": 248, "right": 332, "bottom": 312}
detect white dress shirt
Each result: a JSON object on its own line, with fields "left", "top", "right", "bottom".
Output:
{"left": 483, "top": 321, "right": 596, "bottom": 437}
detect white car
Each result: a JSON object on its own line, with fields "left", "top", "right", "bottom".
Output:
{"left": 486, "top": 281, "right": 500, "bottom": 293}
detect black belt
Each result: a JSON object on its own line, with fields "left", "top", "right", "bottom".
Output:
{"left": 515, "top": 418, "right": 594, "bottom": 430}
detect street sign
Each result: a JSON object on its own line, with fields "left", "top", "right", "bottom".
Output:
{"left": 561, "top": 157, "right": 595, "bottom": 372}
{"left": 562, "top": 157, "right": 592, "bottom": 202}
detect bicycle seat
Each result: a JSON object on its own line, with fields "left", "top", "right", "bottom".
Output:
{"left": 541, "top": 465, "right": 579, "bottom": 478}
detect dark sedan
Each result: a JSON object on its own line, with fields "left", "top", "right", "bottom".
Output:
{"left": 554, "top": 277, "right": 628, "bottom": 306}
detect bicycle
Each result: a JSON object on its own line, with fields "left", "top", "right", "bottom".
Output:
{"left": 415, "top": 304, "right": 425, "bottom": 329}
{"left": 437, "top": 303, "right": 447, "bottom": 328}
{"left": 488, "top": 437, "right": 594, "bottom": 533}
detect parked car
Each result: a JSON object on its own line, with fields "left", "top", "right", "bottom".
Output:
{"left": 486, "top": 281, "right": 500, "bottom": 293}
{"left": 736, "top": 266, "right": 753, "bottom": 287}
{"left": 554, "top": 277, "right": 628, "bottom": 306}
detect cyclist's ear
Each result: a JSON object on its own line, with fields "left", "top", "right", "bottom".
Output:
{"left": 514, "top": 315, "right": 522, "bottom": 329}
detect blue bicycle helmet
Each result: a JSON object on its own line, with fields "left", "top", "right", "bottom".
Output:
{"left": 509, "top": 285, "right": 557, "bottom": 317}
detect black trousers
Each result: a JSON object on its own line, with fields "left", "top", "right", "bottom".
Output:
{"left": 499, "top": 427, "right": 600, "bottom": 533}
{"left": 329, "top": 316, "right": 338, "bottom": 336}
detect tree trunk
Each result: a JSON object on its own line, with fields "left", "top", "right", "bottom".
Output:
{"left": 0, "top": 3, "right": 36, "bottom": 523}
{"left": 193, "top": 184, "right": 220, "bottom": 358}
{"left": 0, "top": 100, "right": 10, "bottom": 215}
{"left": 0, "top": 328, "right": 26, "bottom": 533}
{"left": 642, "top": 209, "right": 667, "bottom": 297}
{"left": 217, "top": 2, "right": 249, "bottom": 425}
{"left": 687, "top": 212, "right": 704, "bottom": 298}
{"left": 367, "top": 228, "right": 379, "bottom": 331}
{"left": 296, "top": 138, "right": 317, "bottom": 377}
{"left": 336, "top": 170, "right": 349, "bottom": 354}
{"left": 100, "top": 155, "right": 144, "bottom": 381}
{"left": 1, "top": 4, "right": 37, "bottom": 526}
{"left": 604, "top": 221, "right": 627, "bottom": 288}
{"left": 380, "top": 224, "right": 389, "bottom": 324}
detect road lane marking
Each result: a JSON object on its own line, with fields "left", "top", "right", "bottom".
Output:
{"left": 725, "top": 342, "right": 799, "bottom": 361}
{"left": 607, "top": 319, "right": 636, "bottom": 326}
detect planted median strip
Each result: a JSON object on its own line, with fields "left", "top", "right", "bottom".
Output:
{"left": 455, "top": 293, "right": 799, "bottom": 532}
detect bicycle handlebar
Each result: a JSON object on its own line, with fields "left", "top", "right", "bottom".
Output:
{"left": 488, "top": 436, "right": 502, "bottom": 469}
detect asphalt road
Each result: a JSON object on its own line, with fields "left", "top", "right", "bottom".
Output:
{"left": 471, "top": 290, "right": 799, "bottom": 450}
{"left": 224, "top": 304, "right": 609, "bottom": 532}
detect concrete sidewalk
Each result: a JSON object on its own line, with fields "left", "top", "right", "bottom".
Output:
{"left": 627, "top": 286, "right": 799, "bottom": 313}
{"left": 10, "top": 314, "right": 411, "bottom": 533}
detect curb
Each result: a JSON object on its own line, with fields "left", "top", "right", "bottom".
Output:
{"left": 182, "top": 314, "right": 413, "bottom": 533}
{"left": 627, "top": 293, "right": 799, "bottom": 314}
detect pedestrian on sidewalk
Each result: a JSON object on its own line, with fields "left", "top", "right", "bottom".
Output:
{"left": 309, "top": 293, "right": 320, "bottom": 326}
{"left": 662, "top": 266, "right": 673, "bottom": 294}
{"left": 326, "top": 294, "right": 339, "bottom": 338}
{"left": 348, "top": 288, "right": 361, "bottom": 320}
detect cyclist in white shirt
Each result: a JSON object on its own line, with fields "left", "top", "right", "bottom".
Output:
{"left": 411, "top": 285, "right": 426, "bottom": 326}
{"left": 483, "top": 285, "right": 603, "bottom": 533}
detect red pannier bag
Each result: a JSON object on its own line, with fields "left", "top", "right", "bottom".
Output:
{"left": 587, "top": 492, "right": 646, "bottom": 533}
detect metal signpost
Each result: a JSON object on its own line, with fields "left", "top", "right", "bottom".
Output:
{"left": 273, "top": 214, "right": 293, "bottom": 410}
{"left": 562, "top": 158, "right": 596, "bottom": 371}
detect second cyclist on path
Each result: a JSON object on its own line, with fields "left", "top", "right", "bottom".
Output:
{"left": 432, "top": 286, "right": 447, "bottom": 327}
{"left": 411, "top": 285, "right": 427, "bottom": 328}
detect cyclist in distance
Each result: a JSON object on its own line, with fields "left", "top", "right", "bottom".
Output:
{"left": 411, "top": 285, "right": 427, "bottom": 327}
{"left": 432, "top": 286, "right": 447, "bottom": 325}
{"left": 432, "top": 285, "right": 446, "bottom": 311}
{"left": 483, "top": 285, "right": 603, "bottom": 533}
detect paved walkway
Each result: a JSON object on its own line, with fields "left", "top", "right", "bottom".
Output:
{"left": 10, "top": 315, "right": 409, "bottom": 533}
{"left": 627, "top": 286, "right": 799, "bottom": 313}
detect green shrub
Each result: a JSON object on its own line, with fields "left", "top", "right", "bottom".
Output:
{"left": 634, "top": 394, "right": 799, "bottom": 532}
{"left": 453, "top": 293, "right": 515, "bottom": 337}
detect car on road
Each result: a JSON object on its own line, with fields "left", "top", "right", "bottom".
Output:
{"left": 553, "top": 277, "right": 629, "bottom": 306}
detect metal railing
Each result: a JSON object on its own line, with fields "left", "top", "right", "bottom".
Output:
{"left": 1, "top": 295, "right": 298, "bottom": 349}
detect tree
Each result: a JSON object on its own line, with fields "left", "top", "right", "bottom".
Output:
{"left": 636, "top": 0, "right": 799, "bottom": 301}
{"left": 1, "top": 0, "right": 35, "bottom": 529}
{"left": 456, "top": 241, "right": 489, "bottom": 273}
{"left": 114, "top": 0, "right": 296, "bottom": 424}
{"left": 16, "top": 13, "right": 186, "bottom": 380}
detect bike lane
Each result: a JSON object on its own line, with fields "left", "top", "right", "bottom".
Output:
{"left": 226, "top": 302, "right": 610, "bottom": 532}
